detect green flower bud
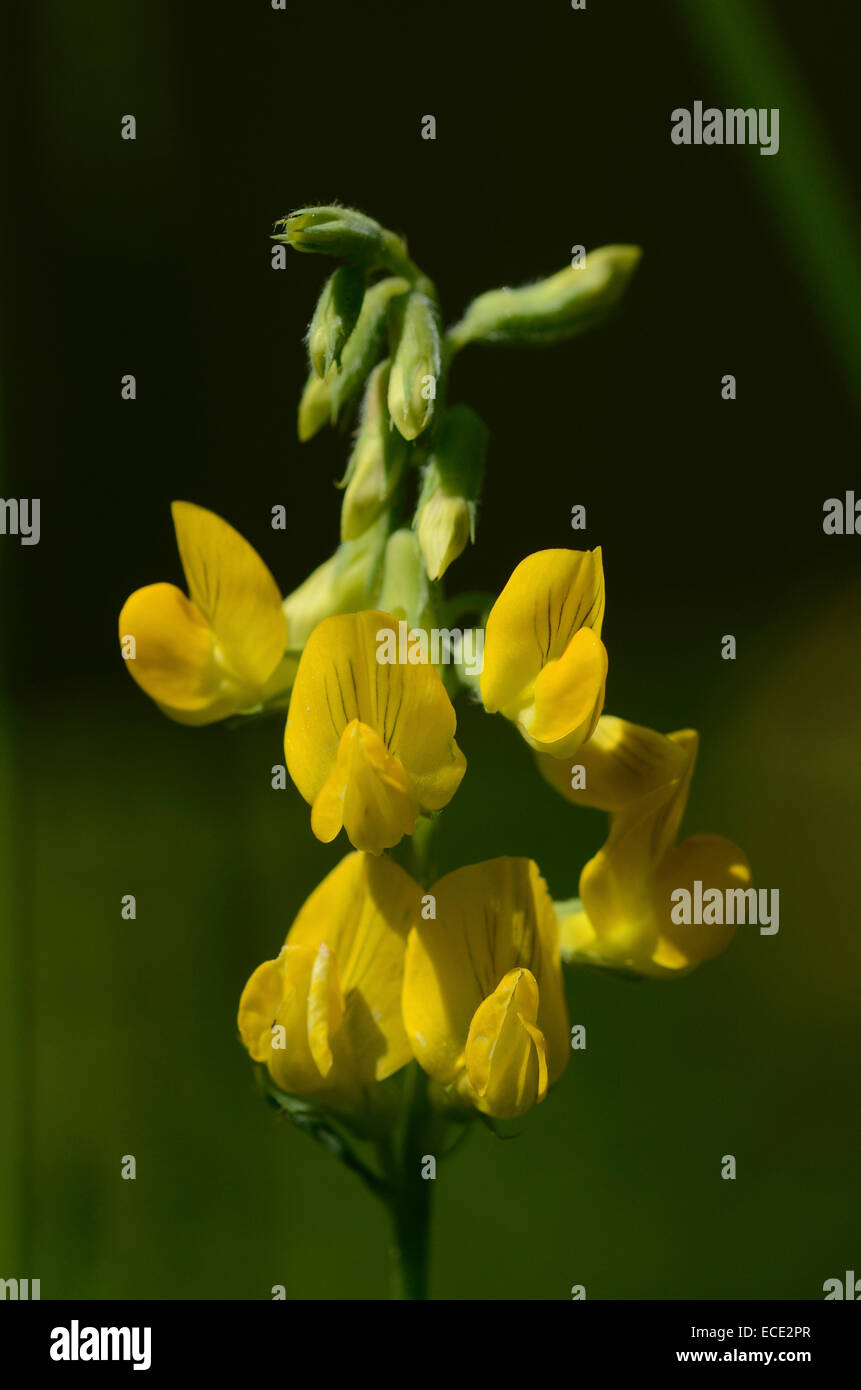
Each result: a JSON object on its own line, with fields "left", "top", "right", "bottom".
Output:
{"left": 297, "top": 370, "right": 333, "bottom": 441}
{"left": 282, "top": 514, "right": 388, "bottom": 649}
{"left": 376, "top": 529, "right": 437, "bottom": 631}
{"left": 418, "top": 494, "right": 470, "bottom": 584}
{"left": 307, "top": 266, "right": 365, "bottom": 378}
{"left": 387, "top": 292, "right": 442, "bottom": 441}
{"left": 273, "top": 206, "right": 410, "bottom": 273}
{"left": 414, "top": 405, "right": 487, "bottom": 580}
{"left": 329, "top": 276, "right": 410, "bottom": 425}
{"left": 449, "top": 245, "right": 642, "bottom": 349}
{"left": 340, "top": 362, "right": 409, "bottom": 542}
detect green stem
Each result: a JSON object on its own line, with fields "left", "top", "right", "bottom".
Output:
{"left": 386, "top": 1064, "right": 435, "bottom": 1300}
{"left": 409, "top": 814, "right": 437, "bottom": 887}
{"left": 443, "top": 325, "right": 470, "bottom": 361}
{"left": 380, "top": 239, "right": 435, "bottom": 300}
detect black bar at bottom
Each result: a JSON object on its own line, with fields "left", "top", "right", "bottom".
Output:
{"left": 0, "top": 1298, "right": 857, "bottom": 1375}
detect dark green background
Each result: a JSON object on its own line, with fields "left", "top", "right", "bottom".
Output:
{"left": 2, "top": 0, "right": 859, "bottom": 1298}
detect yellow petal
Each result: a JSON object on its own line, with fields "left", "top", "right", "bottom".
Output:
{"left": 658, "top": 729, "right": 699, "bottom": 854}
{"left": 119, "top": 582, "right": 239, "bottom": 722}
{"left": 237, "top": 958, "right": 286, "bottom": 1061}
{"left": 481, "top": 548, "right": 605, "bottom": 717}
{"left": 310, "top": 720, "right": 416, "bottom": 854}
{"left": 288, "top": 851, "right": 419, "bottom": 1083}
{"left": 285, "top": 611, "right": 465, "bottom": 835}
{"left": 536, "top": 714, "right": 689, "bottom": 811}
{"left": 577, "top": 781, "right": 678, "bottom": 963}
{"left": 285, "top": 611, "right": 399, "bottom": 797}
{"left": 237, "top": 945, "right": 334, "bottom": 1095}
{"left": 651, "top": 833, "right": 752, "bottom": 974}
{"left": 171, "top": 501, "right": 287, "bottom": 690}
{"left": 572, "top": 733, "right": 741, "bottom": 978}
{"left": 517, "top": 627, "right": 607, "bottom": 756}
{"left": 465, "top": 968, "right": 549, "bottom": 1118}
{"left": 239, "top": 852, "right": 420, "bottom": 1101}
{"left": 268, "top": 946, "right": 335, "bottom": 1093}
{"left": 582, "top": 728, "right": 699, "bottom": 903}
{"left": 306, "top": 943, "right": 344, "bottom": 1077}
{"left": 382, "top": 664, "right": 467, "bottom": 816}
{"left": 403, "top": 857, "right": 569, "bottom": 1090}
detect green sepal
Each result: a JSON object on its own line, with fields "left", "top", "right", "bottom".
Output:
{"left": 478, "top": 1112, "right": 523, "bottom": 1141}
{"left": 254, "top": 1065, "right": 393, "bottom": 1198}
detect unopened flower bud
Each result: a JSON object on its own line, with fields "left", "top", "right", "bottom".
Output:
{"left": 418, "top": 494, "right": 470, "bottom": 584}
{"left": 329, "top": 277, "right": 410, "bottom": 425}
{"left": 449, "top": 245, "right": 642, "bottom": 349}
{"left": 340, "top": 362, "right": 408, "bottom": 541}
{"left": 307, "top": 266, "right": 365, "bottom": 378}
{"left": 464, "top": 968, "right": 549, "bottom": 1119}
{"left": 273, "top": 206, "right": 409, "bottom": 273}
{"left": 376, "top": 529, "right": 436, "bottom": 632}
{"left": 297, "top": 370, "right": 333, "bottom": 441}
{"left": 414, "top": 405, "right": 487, "bottom": 580}
{"left": 387, "top": 292, "right": 442, "bottom": 441}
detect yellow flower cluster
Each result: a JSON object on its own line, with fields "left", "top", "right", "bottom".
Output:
{"left": 237, "top": 851, "right": 566, "bottom": 1125}
{"left": 119, "top": 504, "right": 749, "bottom": 1124}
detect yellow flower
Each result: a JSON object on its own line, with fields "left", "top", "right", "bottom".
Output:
{"left": 558, "top": 730, "right": 752, "bottom": 978}
{"left": 238, "top": 852, "right": 418, "bottom": 1121}
{"left": 403, "top": 858, "right": 570, "bottom": 1119}
{"left": 480, "top": 549, "right": 608, "bottom": 757}
{"left": 535, "top": 713, "right": 689, "bottom": 811}
{"left": 284, "top": 610, "right": 466, "bottom": 855}
{"left": 119, "top": 502, "right": 291, "bottom": 725}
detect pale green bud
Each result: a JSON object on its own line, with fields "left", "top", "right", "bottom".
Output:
{"left": 449, "top": 245, "right": 642, "bottom": 349}
{"left": 387, "top": 292, "right": 442, "bottom": 441}
{"left": 329, "top": 277, "right": 410, "bottom": 424}
{"left": 307, "top": 266, "right": 365, "bottom": 378}
{"left": 376, "top": 529, "right": 437, "bottom": 631}
{"left": 297, "top": 370, "right": 333, "bottom": 441}
{"left": 417, "top": 494, "right": 471, "bottom": 583}
{"left": 340, "top": 362, "right": 409, "bottom": 541}
{"left": 273, "top": 206, "right": 410, "bottom": 273}
{"left": 282, "top": 515, "right": 388, "bottom": 649}
{"left": 414, "top": 405, "right": 487, "bottom": 580}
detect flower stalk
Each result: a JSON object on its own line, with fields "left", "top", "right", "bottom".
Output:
{"left": 381, "top": 1063, "right": 436, "bottom": 1300}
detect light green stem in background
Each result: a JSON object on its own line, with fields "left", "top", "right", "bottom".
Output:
{"left": 674, "top": 0, "right": 861, "bottom": 410}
